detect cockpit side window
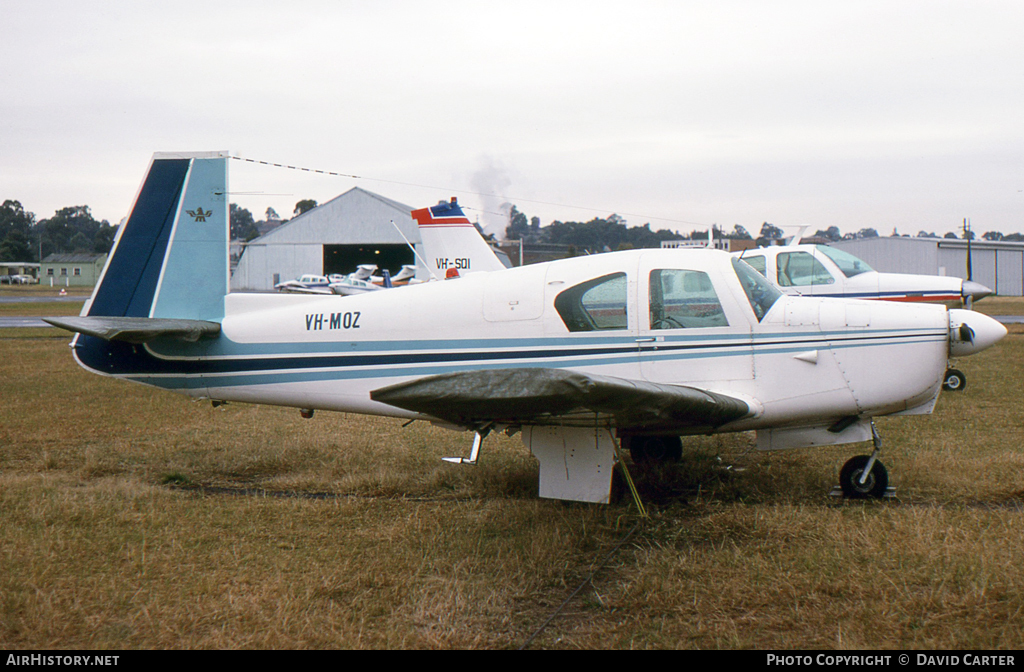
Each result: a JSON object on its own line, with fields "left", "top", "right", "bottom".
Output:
{"left": 742, "top": 255, "right": 767, "bottom": 277}
{"left": 776, "top": 251, "right": 835, "bottom": 287}
{"left": 649, "top": 269, "right": 728, "bottom": 329}
{"left": 554, "top": 272, "right": 628, "bottom": 332}
{"left": 732, "top": 258, "right": 782, "bottom": 322}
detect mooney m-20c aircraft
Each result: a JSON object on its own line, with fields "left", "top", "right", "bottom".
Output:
{"left": 47, "top": 153, "right": 1007, "bottom": 504}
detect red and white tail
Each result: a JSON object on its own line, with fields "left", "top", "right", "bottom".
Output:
{"left": 411, "top": 198, "right": 507, "bottom": 279}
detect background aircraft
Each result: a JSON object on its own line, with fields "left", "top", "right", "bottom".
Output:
{"left": 273, "top": 273, "right": 333, "bottom": 294}
{"left": 409, "top": 197, "right": 508, "bottom": 278}
{"left": 734, "top": 242, "right": 994, "bottom": 392}
{"left": 734, "top": 243, "right": 992, "bottom": 305}
{"left": 275, "top": 198, "right": 505, "bottom": 295}
{"left": 46, "top": 153, "right": 1006, "bottom": 505}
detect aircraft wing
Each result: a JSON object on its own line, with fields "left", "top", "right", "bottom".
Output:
{"left": 370, "top": 367, "right": 752, "bottom": 433}
{"left": 44, "top": 316, "right": 221, "bottom": 343}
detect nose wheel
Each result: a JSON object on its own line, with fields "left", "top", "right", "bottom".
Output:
{"left": 837, "top": 421, "right": 892, "bottom": 499}
{"left": 942, "top": 368, "right": 966, "bottom": 392}
{"left": 839, "top": 454, "right": 889, "bottom": 499}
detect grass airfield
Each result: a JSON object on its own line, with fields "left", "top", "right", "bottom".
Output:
{"left": 1, "top": 293, "right": 1023, "bottom": 649}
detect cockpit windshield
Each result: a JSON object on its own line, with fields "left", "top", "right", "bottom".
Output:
{"left": 732, "top": 258, "right": 782, "bottom": 322}
{"left": 815, "top": 245, "right": 873, "bottom": 278}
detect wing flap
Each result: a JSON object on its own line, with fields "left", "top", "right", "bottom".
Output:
{"left": 44, "top": 316, "right": 221, "bottom": 343}
{"left": 370, "top": 367, "right": 752, "bottom": 432}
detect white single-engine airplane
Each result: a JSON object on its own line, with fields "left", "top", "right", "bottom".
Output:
{"left": 734, "top": 242, "right": 995, "bottom": 392}
{"left": 274, "top": 273, "right": 334, "bottom": 293}
{"left": 47, "top": 153, "right": 1007, "bottom": 504}
{"left": 734, "top": 243, "right": 993, "bottom": 305}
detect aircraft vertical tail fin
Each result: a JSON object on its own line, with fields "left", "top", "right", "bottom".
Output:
{"left": 86, "top": 151, "right": 230, "bottom": 321}
{"left": 411, "top": 198, "right": 507, "bottom": 279}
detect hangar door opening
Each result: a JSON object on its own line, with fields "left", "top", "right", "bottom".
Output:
{"left": 323, "top": 245, "right": 415, "bottom": 277}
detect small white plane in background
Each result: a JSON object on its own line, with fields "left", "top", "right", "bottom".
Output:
{"left": 733, "top": 243, "right": 992, "bottom": 305}
{"left": 46, "top": 153, "right": 1007, "bottom": 505}
{"left": 275, "top": 198, "right": 505, "bottom": 295}
{"left": 733, "top": 242, "right": 994, "bottom": 392}
{"left": 273, "top": 273, "right": 334, "bottom": 293}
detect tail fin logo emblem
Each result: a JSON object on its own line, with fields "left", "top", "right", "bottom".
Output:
{"left": 187, "top": 207, "right": 212, "bottom": 222}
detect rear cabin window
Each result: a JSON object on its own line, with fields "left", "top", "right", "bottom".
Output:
{"left": 555, "top": 273, "right": 628, "bottom": 332}
{"left": 649, "top": 270, "right": 728, "bottom": 329}
{"left": 776, "top": 251, "right": 835, "bottom": 287}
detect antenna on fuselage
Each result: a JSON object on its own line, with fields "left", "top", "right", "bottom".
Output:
{"left": 964, "top": 217, "right": 974, "bottom": 310}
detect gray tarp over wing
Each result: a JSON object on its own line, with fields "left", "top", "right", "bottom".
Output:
{"left": 370, "top": 367, "right": 752, "bottom": 433}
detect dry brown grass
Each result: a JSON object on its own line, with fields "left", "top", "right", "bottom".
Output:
{"left": 1, "top": 324, "right": 1023, "bottom": 649}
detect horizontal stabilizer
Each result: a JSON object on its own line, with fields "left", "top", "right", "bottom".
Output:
{"left": 371, "top": 367, "right": 751, "bottom": 432}
{"left": 44, "top": 316, "right": 221, "bottom": 344}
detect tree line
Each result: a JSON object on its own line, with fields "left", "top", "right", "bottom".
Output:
{"left": 0, "top": 200, "right": 116, "bottom": 261}
{"left": 0, "top": 198, "right": 322, "bottom": 261}
{"left": 5, "top": 196, "right": 1022, "bottom": 262}
{"left": 503, "top": 210, "right": 1024, "bottom": 253}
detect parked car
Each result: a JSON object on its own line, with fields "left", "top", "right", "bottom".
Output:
{"left": 2, "top": 274, "right": 36, "bottom": 284}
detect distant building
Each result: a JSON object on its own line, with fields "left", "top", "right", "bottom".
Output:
{"left": 830, "top": 237, "right": 1024, "bottom": 297}
{"left": 0, "top": 262, "right": 40, "bottom": 280}
{"left": 232, "top": 187, "right": 423, "bottom": 291}
{"left": 661, "top": 238, "right": 757, "bottom": 253}
{"left": 39, "top": 253, "right": 107, "bottom": 287}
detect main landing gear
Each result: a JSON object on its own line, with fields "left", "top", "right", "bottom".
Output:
{"left": 622, "top": 435, "right": 683, "bottom": 464}
{"left": 838, "top": 421, "right": 891, "bottom": 499}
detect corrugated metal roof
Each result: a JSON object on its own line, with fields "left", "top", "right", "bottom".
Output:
{"left": 251, "top": 187, "right": 421, "bottom": 245}
{"left": 41, "top": 253, "right": 107, "bottom": 263}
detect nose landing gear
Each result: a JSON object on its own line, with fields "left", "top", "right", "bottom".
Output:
{"left": 838, "top": 421, "right": 893, "bottom": 499}
{"left": 943, "top": 368, "right": 967, "bottom": 392}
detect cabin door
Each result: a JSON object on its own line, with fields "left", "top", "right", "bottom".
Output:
{"left": 637, "top": 253, "right": 753, "bottom": 385}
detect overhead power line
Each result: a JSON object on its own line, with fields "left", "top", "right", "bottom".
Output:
{"left": 229, "top": 155, "right": 711, "bottom": 228}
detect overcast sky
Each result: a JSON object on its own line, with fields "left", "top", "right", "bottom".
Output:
{"left": 3, "top": 1, "right": 1022, "bottom": 239}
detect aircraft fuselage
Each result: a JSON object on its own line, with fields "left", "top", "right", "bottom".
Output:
{"left": 74, "top": 250, "right": 953, "bottom": 437}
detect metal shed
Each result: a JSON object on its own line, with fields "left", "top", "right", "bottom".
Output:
{"left": 830, "top": 237, "right": 1024, "bottom": 297}
{"left": 231, "top": 187, "right": 423, "bottom": 291}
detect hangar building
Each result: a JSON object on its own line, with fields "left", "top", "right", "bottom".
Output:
{"left": 231, "top": 187, "right": 423, "bottom": 291}
{"left": 830, "top": 237, "right": 1024, "bottom": 297}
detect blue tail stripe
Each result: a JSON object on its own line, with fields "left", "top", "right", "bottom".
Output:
{"left": 88, "top": 159, "right": 190, "bottom": 317}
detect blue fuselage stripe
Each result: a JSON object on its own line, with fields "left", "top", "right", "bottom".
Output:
{"left": 76, "top": 327, "right": 947, "bottom": 390}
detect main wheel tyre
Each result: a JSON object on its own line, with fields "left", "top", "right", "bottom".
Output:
{"left": 626, "top": 435, "right": 683, "bottom": 464}
{"left": 839, "top": 455, "right": 889, "bottom": 499}
{"left": 942, "top": 368, "right": 966, "bottom": 392}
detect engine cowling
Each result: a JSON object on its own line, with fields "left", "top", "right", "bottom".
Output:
{"left": 948, "top": 309, "right": 1007, "bottom": 357}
